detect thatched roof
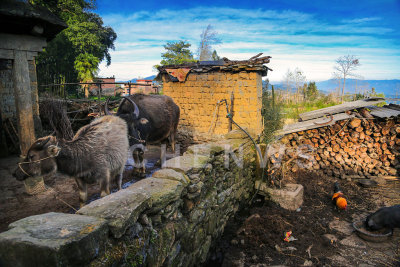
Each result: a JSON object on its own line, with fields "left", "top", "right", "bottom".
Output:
{"left": 0, "top": 0, "right": 67, "bottom": 40}
{"left": 156, "top": 53, "right": 272, "bottom": 81}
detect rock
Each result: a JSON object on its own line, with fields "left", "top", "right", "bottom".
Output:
{"left": 369, "top": 176, "right": 386, "bottom": 185}
{"left": 328, "top": 220, "right": 354, "bottom": 236}
{"left": 255, "top": 182, "right": 304, "bottom": 211}
{"left": 303, "top": 260, "right": 313, "bottom": 266}
{"left": 164, "top": 154, "right": 209, "bottom": 173}
{"left": 187, "top": 191, "right": 201, "bottom": 200}
{"left": 189, "top": 208, "right": 206, "bottom": 223}
{"left": 185, "top": 143, "right": 225, "bottom": 156}
{"left": 217, "top": 188, "right": 232, "bottom": 204}
{"left": 339, "top": 235, "right": 367, "bottom": 249}
{"left": 78, "top": 178, "right": 183, "bottom": 238}
{"left": 152, "top": 168, "right": 190, "bottom": 185}
{"left": 77, "top": 185, "right": 151, "bottom": 238}
{"left": 188, "top": 181, "right": 204, "bottom": 193}
{"left": 184, "top": 199, "right": 195, "bottom": 212}
{"left": 0, "top": 212, "right": 107, "bottom": 266}
{"left": 140, "top": 178, "right": 184, "bottom": 212}
{"left": 322, "top": 233, "right": 338, "bottom": 246}
{"left": 224, "top": 128, "right": 256, "bottom": 139}
{"left": 139, "top": 214, "right": 151, "bottom": 226}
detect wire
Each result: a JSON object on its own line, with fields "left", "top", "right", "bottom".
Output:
{"left": 218, "top": 99, "right": 266, "bottom": 204}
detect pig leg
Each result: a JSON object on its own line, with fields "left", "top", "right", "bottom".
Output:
{"left": 117, "top": 168, "right": 123, "bottom": 191}
{"left": 100, "top": 169, "right": 111, "bottom": 197}
{"left": 75, "top": 177, "right": 87, "bottom": 208}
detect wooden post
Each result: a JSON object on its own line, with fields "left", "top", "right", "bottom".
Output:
{"left": 229, "top": 91, "right": 234, "bottom": 131}
{"left": 98, "top": 83, "right": 102, "bottom": 116}
{"left": 13, "top": 50, "right": 36, "bottom": 155}
{"left": 128, "top": 82, "right": 131, "bottom": 95}
{"left": 84, "top": 84, "right": 89, "bottom": 98}
{"left": 256, "top": 144, "right": 267, "bottom": 180}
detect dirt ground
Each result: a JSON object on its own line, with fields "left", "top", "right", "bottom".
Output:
{"left": 207, "top": 170, "right": 400, "bottom": 267}
{"left": 0, "top": 145, "right": 177, "bottom": 233}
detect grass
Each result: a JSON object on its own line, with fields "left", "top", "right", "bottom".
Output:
{"left": 282, "top": 97, "right": 339, "bottom": 120}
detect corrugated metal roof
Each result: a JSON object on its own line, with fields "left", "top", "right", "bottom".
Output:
{"left": 299, "top": 98, "right": 385, "bottom": 121}
{"left": 276, "top": 113, "right": 354, "bottom": 135}
{"left": 368, "top": 106, "right": 400, "bottom": 118}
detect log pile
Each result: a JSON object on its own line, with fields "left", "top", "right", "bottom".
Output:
{"left": 270, "top": 110, "right": 400, "bottom": 182}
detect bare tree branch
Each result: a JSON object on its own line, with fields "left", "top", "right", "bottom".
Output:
{"left": 333, "top": 55, "right": 360, "bottom": 102}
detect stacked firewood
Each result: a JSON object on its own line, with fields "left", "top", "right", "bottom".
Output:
{"left": 274, "top": 113, "right": 400, "bottom": 180}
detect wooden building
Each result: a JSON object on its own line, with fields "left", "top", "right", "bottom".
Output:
{"left": 0, "top": 0, "right": 67, "bottom": 156}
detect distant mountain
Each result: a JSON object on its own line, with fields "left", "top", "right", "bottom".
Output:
{"left": 267, "top": 79, "right": 400, "bottom": 97}
{"left": 119, "top": 75, "right": 156, "bottom": 83}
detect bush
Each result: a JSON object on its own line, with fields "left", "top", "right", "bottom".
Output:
{"left": 261, "top": 85, "right": 283, "bottom": 143}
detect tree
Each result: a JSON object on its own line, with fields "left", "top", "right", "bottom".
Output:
{"left": 333, "top": 55, "right": 360, "bottom": 102}
{"left": 282, "top": 68, "right": 306, "bottom": 103}
{"left": 158, "top": 41, "right": 197, "bottom": 66}
{"left": 30, "top": 0, "right": 117, "bottom": 96}
{"left": 282, "top": 69, "right": 294, "bottom": 103}
{"left": 212, "top": 50, "right": 220, "bottom": 61}
{"left": 305, "top": 81, "right": 318, "bottom": 101}
{"left": 198, "top": 25, "right": 221, "bottom": 61}
{"left": 293, "top": 68, "right": 306, "bottom": 103}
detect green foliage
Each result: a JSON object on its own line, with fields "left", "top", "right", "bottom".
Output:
{"left": 74, "top": 53, "right": 100, "bottom": 82}
{"left": 31, "top": 0, "right": 117, "bottom": 90}
{"left": 261, "top": 85, "right": 283, "bottom": 143}
{"left": 282, "top": 94, "right": 339, "bottom": 120}
{"left": 158, "top": 41, "right": 197, "bottom": 66}
{"left": 304, "top": 81, "right": 318, "bottom": 101}
{"left": 369, "top": 87, "right": 386, "bottom": 106}
{"left": 212, "top": 50, "right": 220, "bottom": 61}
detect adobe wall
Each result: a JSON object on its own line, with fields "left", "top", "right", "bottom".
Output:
{"left": 0, "top": 130, "right": 257, "bottom": 266}
{"left": 162, "top": 71, "right": 263, "bottom": 136}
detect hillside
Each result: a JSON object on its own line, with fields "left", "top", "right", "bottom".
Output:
{"left": 268, "top": 79, "right": 400, "bottom": 96}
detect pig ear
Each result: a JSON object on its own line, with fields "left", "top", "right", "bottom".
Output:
{"left": 47, "top": 145, "right": 61, "bottom": 157}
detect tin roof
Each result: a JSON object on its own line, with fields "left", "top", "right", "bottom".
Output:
{"left": 277, "top": 99, "right": 400, "bottom": 136}
{"left": 298, "top": 98, "right": 385, "bottom": 121}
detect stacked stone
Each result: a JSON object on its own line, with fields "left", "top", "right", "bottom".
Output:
{"left": 0, "top": 130, "right": 257, "bottom": 267}
{"left": 162, "top": 71, "right": 263, "bottom": 136}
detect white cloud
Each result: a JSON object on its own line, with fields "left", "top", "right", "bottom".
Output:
{"left": 99, "top": 7, "right": 400, "bottom": 81}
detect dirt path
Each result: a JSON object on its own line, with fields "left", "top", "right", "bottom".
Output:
{"left": 208, "top": 170, "right": 400, "bottom": 266}
{"left": 0, "top": 145, "right": 177, "bottom": 233}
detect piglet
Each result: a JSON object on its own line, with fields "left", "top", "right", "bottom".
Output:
{"left": 365, "top": 205, "right": 400, "bottom": 231}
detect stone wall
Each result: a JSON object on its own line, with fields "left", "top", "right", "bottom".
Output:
{"left": 0, "top": 130, "right": 257, "bottom": 267}
{"left": 0, "top": 59, "right": 15, "bottom": 120}
{"left": 162, "top": 71, "right": 263, "bottom": 136}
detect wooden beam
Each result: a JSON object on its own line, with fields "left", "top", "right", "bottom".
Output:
{"left": 13, "top": 50, "right": 36, "bottom": 155}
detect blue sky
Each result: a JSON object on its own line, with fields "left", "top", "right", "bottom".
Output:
{"left": 96, "top": 0, "right": 400, "bottom": 82}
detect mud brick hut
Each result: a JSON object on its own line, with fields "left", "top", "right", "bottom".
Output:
{"left": 156, "top": 55, "right": 272, "bottom": 137}
{"left": 273, "top": 98, "right": 400, "bottom": 181}
{"left": 0, "top": 0, "right": 67, "bottom": 156}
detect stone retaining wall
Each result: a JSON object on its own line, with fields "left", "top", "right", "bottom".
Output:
{"left": 0, "top": 130, "right": 257, "bottom": 267}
